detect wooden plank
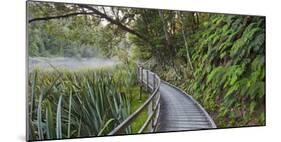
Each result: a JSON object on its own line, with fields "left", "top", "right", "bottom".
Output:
{"left": 161, "top": 127, "right": 210, "bottom": 130}
{"left": 165, "top": 121, "right": 210, "bottom": 125}
{"left": 161, "top": 119, "right": 209, "bottom": 123}
{"left": 163, "top": 125, "right": 211, "bottom": 129}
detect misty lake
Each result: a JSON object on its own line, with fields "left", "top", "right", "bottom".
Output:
{"left": 28, "top": 57, "right": 119, "bottom": 72}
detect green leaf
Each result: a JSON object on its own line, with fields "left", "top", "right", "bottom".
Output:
{"left": 56, "top": 95, "right": 63, "bottom": 139}
{"left": 67, "top": 93, "right": 72, "bottom": 138}
{"left": 45, "top": 100, "right": 55, "bottom": 139}
{"left": 249, "top": 102, "right": 256, "bottom": 114}
{"left": 37, "top": 94, "right": 44, "bottom": 140}
{"left": 97, "top": 118, "right": 115, "bottom": 136}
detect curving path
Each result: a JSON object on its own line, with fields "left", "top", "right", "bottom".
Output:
{"left": 142, "top": 69, "right": 216, "bottom": 132}
{"left": 158, "top": 82, "right": 216, "bottom": 131}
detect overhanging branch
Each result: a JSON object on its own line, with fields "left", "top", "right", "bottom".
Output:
{"left": 28, "top": 12, "right": 95, "bottom": 23}
{"left": 78, "top": 4, "right": 149, "bottom": 42}
{"left": 28, "top": 5, "right": 151, "bottom": 45}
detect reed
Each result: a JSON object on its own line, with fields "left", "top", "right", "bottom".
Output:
{"left": 28, "top": 65, "right": 138, "bottom": 140}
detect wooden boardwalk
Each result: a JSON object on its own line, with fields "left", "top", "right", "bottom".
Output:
{"left": 142, "top": 70, "right": 216, "bottom": 132}
{"left": 158, "top": 82, "right": 216, "bottom": 131}
{"left": 108, "top": 67, "right": 216, "bottom": 135}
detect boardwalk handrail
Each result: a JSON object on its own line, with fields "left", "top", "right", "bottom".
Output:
{"left": 108, "top": 65, "right": 161, "bottom": 135}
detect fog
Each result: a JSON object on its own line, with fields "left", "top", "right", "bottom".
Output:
{"left": 29, "top": 57, "right": 119, "bottom": 72}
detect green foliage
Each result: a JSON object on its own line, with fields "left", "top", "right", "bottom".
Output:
{"left": 27, "top": 1, "right": 265, "bottom": 132}
{"left": 187, "top": 15, "right": 265, "bottom": 127}
{"left": 28, "top": 64, "right": 141, "bottom": 140}
{"left": 28, "top": 2, "right": 127, "bottom": 58}
{"left": 157, "top": 15, "right": 265, "bottom": 128}
{"left": 154, "top": 17, "right": 264, "bottom": 128}
{"left": 28, "top": 19, "right": 103, "bottom": 58}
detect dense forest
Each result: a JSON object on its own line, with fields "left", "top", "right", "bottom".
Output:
{"left": 27, "top": 1, "right": 265, "bottom": 141}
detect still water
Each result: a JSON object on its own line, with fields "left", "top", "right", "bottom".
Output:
{"left": 29, "top": 57, "right": 119, "bottom": 72}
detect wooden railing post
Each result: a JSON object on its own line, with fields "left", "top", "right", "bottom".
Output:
{"left": 154, "top": 90, "right": 161, "bottom": 131}
{"left": 146, "top": 70, "right": 149, "bottom": 92}
{"left": 147, "top": 98, "right": 153, "bottom": 131}
{"left": 139, "top": 67, "right": 143, "bottom": 100}
{"left": 152, "top": 73, "right": 156, "bottom": 111}
{"left": 151, "top": 73, "right": 156, "bottom": 131}
{"left": 153, "top": 73, "right": 156, "bottom": 90}
{"left": 146, "top": 70, "right": 152, "bottom": 131}
{"left": 137, "top": 66, "right": 139, "bottom": 82}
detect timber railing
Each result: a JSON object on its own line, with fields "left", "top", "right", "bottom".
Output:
{"left": 108, "top": 65, "right": 161, "bottom": 135}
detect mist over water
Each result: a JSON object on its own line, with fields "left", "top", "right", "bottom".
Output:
{"left": 29, "top": 57, "right": 119, "bottom": 72}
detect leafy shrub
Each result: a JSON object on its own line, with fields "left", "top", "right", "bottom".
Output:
{"left": 188, "top": 15, "right": 265, "bottom": 127}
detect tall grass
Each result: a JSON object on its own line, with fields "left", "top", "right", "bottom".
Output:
{"left": 28, "top": 65, "right": 138, "bottom": 140}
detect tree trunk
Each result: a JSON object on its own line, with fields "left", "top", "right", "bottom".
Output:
{"left": 159, "top": 10, "right": 173, "bottom": 66}
{"left": 195, "top": 12, "right": 200, "bottom": 28}
{"left": 178, "top": 12, "right": 194, "bottom": 71}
